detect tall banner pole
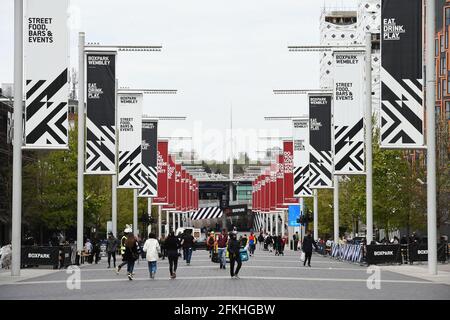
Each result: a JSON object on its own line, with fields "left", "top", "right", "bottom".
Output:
{"left": 158, "top": 205, "right": 162, "bottom": 238}
{"left": 133, "top": 189, "right": 138, "bottom": 236}
{"left": 365, "top": 33, "right": 373, "bottom": 244}
{"left": 313, "top": 189, "right": 318, "bottom": 241}
{"left": 112, "top": 175, "right": 117, "bottom": 237}
{"left": 147, "top": 198, "right": 152, "bottom": 233}
{"left": 166, "top": 210, "right": 169, "bottom": 235}
{"left": 172, "top": 212, "right": 176, "bottom": 233}
{"left": 333, "top": 175, "right": 339, "bottom": 243}
{"left": 76, "top": 32, "right": 85, "bottom": 256}
{"left": 426, "top": 0, "right": 437, "bottom": 275}
{"left": 177, "top": 213, "right": 181, "bottom": 229}
{"left": 11, "top": 0, "right": 23, "bottom": 276}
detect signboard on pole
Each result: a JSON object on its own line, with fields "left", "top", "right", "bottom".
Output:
{"left": 175, "top": 165, "right": 182, "bottom": 211}
{"left": 380, "top": 0, "right": 424, "bottom": 148}
{"left": 163, "top": 155, "right": 176, "bottom": 209}
{"left": 153, "top": 141, "right": 169, "bottom": 204}
{"left": 85, "top": 52, "right": 116, "bottom": 174}
{"left": 283, "top": 141, "right": 298, "bottom": 204}
{"left": 333, "top": 51, "right": 365, "bottom": 174}
{"left": 117, "top": 93, "right": 143, "bottom": 188}
{"left": 139, "top": 120, "right": 158, "bottom": 197}
{"left": 309, "top": 94, "right": 333, "bottom": 188}
{"left": 293, "top": 120, "right": 312, "bottom": 196}
{"left": 24, "top": 0, "right": 69, "bottom": 149}
{"left": 288, "top": 205, "right": 301, "bottom": 227}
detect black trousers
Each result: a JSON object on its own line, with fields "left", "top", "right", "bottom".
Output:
{"left": 168, "top": 254, "right": 178, "bottom": 276}
{"left": 107, "top": 252, "right": 116, "bottom": 267}
{"left": 229, "top": 253, "right": 242, "bottom": 277}
{"left": 303, "top": 251, "right": 312, "bottom": 266}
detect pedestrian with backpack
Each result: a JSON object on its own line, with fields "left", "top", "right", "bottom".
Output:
{"left": 122, "top": 233, "right": 139, "bottom": 280}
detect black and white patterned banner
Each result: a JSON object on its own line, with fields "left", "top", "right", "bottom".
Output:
{"left": 24, "top": 0, "right": 68, "bottom": 149}
{"left": 139, "top": 120, "right": 158, "bottom": 197}
{"left": 253, "top": 212, "right": 264, "bottom": 233}
{"left": 117, "top": 93, "right": 143, "bottom": 188}
{"left": 293, "top": 119, "right": 312, "bottom": 197}
{"left": 191, "top": 207, "right": 223, "bottom": 220}
{"left": 333, "top": 52, "right": 365, "bottom": 174}
{"left": 381, "top": 0, "right": 424, "bottom": 148}
{"left": 309, "top": 95, "right": 333, "bottom": 188}
{"left": 86, "top": 53, "right": 116, "bottom": 174}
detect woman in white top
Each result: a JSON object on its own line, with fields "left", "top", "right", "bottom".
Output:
{"left": 143, "top": 233, "right": 161, "bottom": 279}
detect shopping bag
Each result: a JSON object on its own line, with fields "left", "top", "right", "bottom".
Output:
{"left": 300, "top": 251, "right": 305, "bottom": 262}
{"left": 239, "top": 249, "right": 249, "bottom": 262}
{"left": 211, "top": 252, "right": 220, "bottom": 263}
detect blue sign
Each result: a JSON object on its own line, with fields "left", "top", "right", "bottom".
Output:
{"left": 288, "top": 205, "right": 301, "bottom": 227}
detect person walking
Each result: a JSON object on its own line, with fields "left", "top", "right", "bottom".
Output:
{"left": 257, "top": 233, "right": 264, "bottom": 250}
{"left": 85, "top": 239, "right": 93, "bottom": 264}
{"left": 207, "top": 232, "right": 215, "bottom": 258}
{"left": 217, "top": 229, "right": 228, "bottom": 269}
{"left": 227, "top": 232, "right": 242, "bottom": 279}
{"left": 293, "top": 232, "right": 299, "bottom": 251}
{"left": 165, "top": 231, "right": 181, "bottom": 279}
{"left": 143, "top": 233, "right": 160, "bottom": 279}
{"left": 240, "top": 234, "right": 248, "bottom": 248}
{"left": 122, "top": 233, "right": 139, "bottom": 280}
{"left": 106, "top": 232, "right": 119, "bottom": 268}
{"left": 116, "top": 227, "right": 132, "bottom": 275}
{"left": 181, "top": 230, "right": 195, "bottom": 266}
{"left": 302, "top": 231, "right": 318, "bottom": 267}
{"left": 248, "top": 232, "right": 256, "bottom": 256}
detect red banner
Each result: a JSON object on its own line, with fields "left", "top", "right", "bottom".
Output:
{"left": 175, "top": 164, "right": 182, "bottom": 211}
{"left": 265, "top": 173, "right": 270, "bottom": 212}
{"left": 162, "top": 155, "right": 175, "bottom": 210}
{"left": 270, "top": 165, "right": 277, "bottom": 211}
{"left": 181, "top": 170, "right": 187, "bottom": 212}
{"left": 283, "top": 141, "right": 298, "bottom": 204}
{"left": 276, "top": 154, "right": 287, "bottom": 209}
{"left": 153, "top": 141, "right": 168, "bottom": 204}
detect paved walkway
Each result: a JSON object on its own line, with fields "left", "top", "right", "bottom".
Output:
{"left": 0, "top": 249, "right": 448, "bottom": 299}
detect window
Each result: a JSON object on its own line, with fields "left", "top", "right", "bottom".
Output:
{"left": 441, "top": 35, "right": 445, "bottom": 53}
{"left": 441, "top": 56, "right": 447, "bottom": 75}
{"left": 446, "top": 8, "right": 450, "bottom": 26}
{"left": 443, "top": 79, "right": 447, "bottom": 96}
{"left": 436, "top": 105, "right": 441, "bottom": 121}
{"left": 446, "top": 101, "right": 450, "bottom": 120}
{"left": 438, "top": 81, "right": 441, "bottom": 99}
{"left": 436, "top": 38, "right": 439, "bottom": 57}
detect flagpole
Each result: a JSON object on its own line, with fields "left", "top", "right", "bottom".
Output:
{"left": 313, "top": 189, "right": 318, "bottom": 241}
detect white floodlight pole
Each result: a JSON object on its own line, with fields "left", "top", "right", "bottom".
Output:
{"left": 11, "top": 0, "right": 23, "bottom": 276}
{"left": 365, "top": 33, "right": 373, "bottom": 245}
{"left": 313, "top": 189, "right": 318, "bottom": 241}
{"left": 426, "top": 0, "right": 437, "bottom": 275}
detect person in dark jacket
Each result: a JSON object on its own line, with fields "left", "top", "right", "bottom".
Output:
{"left": 165, "top": 231, "right": 181, "bottom": 279}
{"left": 181, "top": 230, "right": 195, "bottom": 265}
{"left": 106, "top": 232, "right": 119, "bottom": 268}
{"left": 227, "top": 232, "right": 242, "bottom": 279}
{"left": 122, "top": 233, "right": 139, "bottom": 280}
{"left": 302, "top": 231, "right": 318, "bottom": 267}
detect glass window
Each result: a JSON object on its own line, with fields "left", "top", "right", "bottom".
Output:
{"left": 446, "top": 8, "right": 450, "bottom": 26}
{"left": 438, "top": 81, "right": 441, "bottom": 99}
{"left": 441, "top": 35, "right": 445, "bottom": 53}
{"left": 436, "top": 38, "right": 439, "bottom": 57}
{"left": 436, "top": 106, "right": 441, "bottom": 121}
{"left": 446, "top": 101, "right": 450, "bottom": 120}
{"left": 444, "top": 79, "right": 447, "bottom": 96}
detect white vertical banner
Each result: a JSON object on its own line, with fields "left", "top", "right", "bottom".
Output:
{"left": 24, "top": 0, "right": 69, "bottom": 149}
{"left": 117, "top": 93, "right": 143, "bottom": 188}
{"left": 333, "top": 52, "right": 365, "bottom": 174}
{"left": 293, "top": 119, "right": 312, "bottom": 197}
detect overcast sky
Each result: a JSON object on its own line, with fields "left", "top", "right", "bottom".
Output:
{"left": 0, "top": 0, "right": 359, "bottom": 162}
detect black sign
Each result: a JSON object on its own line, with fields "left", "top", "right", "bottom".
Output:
{"left": 21, "top": 246, "right": 59, "bottom": 266}
{"left": 381, "top": 0, "right": 423, "bottom": 146}
{"left": 309, "top": 95, "right": 332, "bottom": 188}
{"left": 139, "top": 120, "right": 158, "bottom": 197}
{"left": 224, "top": 205, "right": 248, "bottom": 216}
{"left": 86, "top": 53, "right": 116, "bottom": 173}
{"left": 366, "top": 244, "right": 402, "bottom": 265}
{"left": 408, "top": 243, "right": 448, "bottom": 263}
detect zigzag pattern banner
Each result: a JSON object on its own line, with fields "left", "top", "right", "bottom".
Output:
{"left": 86, "top": 53, "right": 116, "bottom": 174}
{"left": 24, "top": 0, "right": 69, "bottom": 149}
{"left": 139, "top": 165, "right": 157, "bottom": 197}
{"left": 309, "top": 94, "right": 333, "bottom": 188}
{"left": 333, "top": 52, "right": 365, "bottom": 174}
{"left": 86, "top": 119, "right": 115, "bottom": 172}
{"left": 309, "top": 150, "right": 333, "bottom": 187}
{"left": 381, "top": 0, "right": 424, "bottom": 148}
{"left": 294, "top": 166, "right": 312, "bottom": 196}
{"left": 117, "top": 93, "right": 143, "bottom": 188}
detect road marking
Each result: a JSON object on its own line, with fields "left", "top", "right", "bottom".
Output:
{"left": 5, "top": 275, "right": 442, "bottom": 286}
